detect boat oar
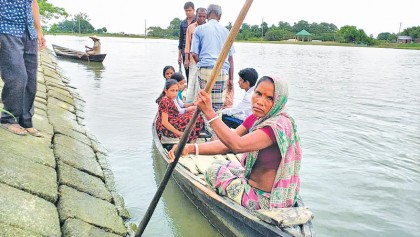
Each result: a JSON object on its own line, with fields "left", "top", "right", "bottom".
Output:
{"left": 135, "top": 0, "right": 254, "bottom": 235}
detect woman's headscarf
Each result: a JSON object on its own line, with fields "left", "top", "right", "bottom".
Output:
{"left": 241, "top": 76, "right": 302, "bottom": 209}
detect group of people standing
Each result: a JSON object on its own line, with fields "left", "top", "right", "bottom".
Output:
{"left": 157, "top": 2, "right": 303, "bottom": 212}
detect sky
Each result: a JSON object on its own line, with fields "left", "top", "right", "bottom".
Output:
{"left": 47, "top": 0, "right": 420, "bottom": 37}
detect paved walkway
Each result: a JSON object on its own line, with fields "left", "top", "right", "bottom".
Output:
{"left": 0, "top": 50, "right": 130, "bottom": 237}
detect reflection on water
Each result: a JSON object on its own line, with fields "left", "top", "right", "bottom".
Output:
{"left": 45, "top": 35, "right": 420, "bottom": 237}
{"left": 84, "top": 61, "right": 105, "bottom": 81}
{"left": 151, "top": 147, "right": 222, "bottom": 237}
{"left": 54, "top": 57, "right": 105, "bottom": 81}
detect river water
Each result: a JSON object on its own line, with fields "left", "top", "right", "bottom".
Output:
{"left": 45, "top": 35, "right": 420, "bottom": 237}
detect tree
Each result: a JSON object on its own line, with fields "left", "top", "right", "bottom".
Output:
{"left": 49, "top": 19, "right": 74, "bottom": 33}
{"left": 168, "top": 18, "right": 181, "bottom": 30}
{"left": 377, "top": 32, "right": 397, "bottom": 41}
{"left": 292, "top": 20, "right": 310, "bottom": 33}
{"left": 261, "top": 21, "right": 268, "bottom": 37}
{"left": 74, "top": 12, "right": 92, "bottom": 34}
{"left": 96, "top": 27, "right": 108, "bottom": 34}
{"left": 337, "top": 25, "right": 360, "bottom": 43}
{"left": 278, "top": 21, "right": 292, "bottom": 32}
{"left": 337, "top": 25, "right": 373, "bottom": 45}
{"left": 264, "top": 29, "right": 294, "bottom": 41}
{"left": 241, "top": 23, "right": 251, "bottom": 31}
{"left": 38, "top": 0, "right": 68, "bottom": 25}
{"left": 147, "top": 26, "right": 165, "bottom": 37}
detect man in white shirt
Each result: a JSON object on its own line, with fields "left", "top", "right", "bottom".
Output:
{"left": 221, "top": 68, "right": 258, "bottom": 128}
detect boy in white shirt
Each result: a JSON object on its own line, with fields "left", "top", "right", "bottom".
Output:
{"left": 221, "top": 68, "right": 258, "bottom": 128}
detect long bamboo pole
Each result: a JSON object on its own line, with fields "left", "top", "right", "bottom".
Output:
{"left": 135, "top": 1, "right": 254, "bottom": 235}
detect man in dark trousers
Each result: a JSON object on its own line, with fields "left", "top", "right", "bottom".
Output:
{"left": 178, "top": 1, "right": 196, "bottom": 83}
{"left": 0, "top": 0, "right": 46, "bottom": 137}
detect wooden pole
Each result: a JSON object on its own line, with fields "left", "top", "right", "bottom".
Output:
{"left": 135, "top": 0, "right": 254, "bottom": 236}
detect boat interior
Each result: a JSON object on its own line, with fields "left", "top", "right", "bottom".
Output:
{"left": 159, "top": 130, "right": 314, "bottom": 236}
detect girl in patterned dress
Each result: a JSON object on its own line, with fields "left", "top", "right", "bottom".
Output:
{"left": 156, "top": 79, "right": 204, "bottom": 142}
{"left": 168, "top": 76, "right": 302, "bottom": 210}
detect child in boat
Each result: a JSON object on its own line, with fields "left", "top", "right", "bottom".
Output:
{"left": 156, "top": 79, "right": 204, "bottom": 142}
{"left": 162, "top": 68, "right": 195, "bottom": 113}
{"left": 163, "top": 65, "right": 175, "bottom": 80}
{"left": 170, "top": 72, "right": 189, "bottom": 101}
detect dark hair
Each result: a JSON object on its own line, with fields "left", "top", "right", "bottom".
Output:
{"left": 196, "top": 7, "right": 207, "bottom": 14}
{"left": 170, "top": 72, "right": 185, "bottom": 82}
{"left": 162, "top": 65, "right": 175, "bottom": 78}
{"left": 156, "top": 79, "right": 179, "bottom": 104}
{"left": 238, "top": 68, "right": 258, "bottom": 87}
{"left": 255, "top": 76, "right": 274, "bottom": 89}
{"left": 184, "top": 1, "right": 194, "bottom": 9}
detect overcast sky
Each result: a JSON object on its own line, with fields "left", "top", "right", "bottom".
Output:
{"left": 47, "top": 0, "right": 419, "bottom": 37}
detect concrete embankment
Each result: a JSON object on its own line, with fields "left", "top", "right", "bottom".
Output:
{"left": 0, "top": 50, "right": 131, "bottom": 236}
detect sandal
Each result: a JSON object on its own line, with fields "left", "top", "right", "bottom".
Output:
{"left": 26, "top": 127, "right": 43, "bottom": 137}
{"left": 1, "top": 123, "right": 28, "bottom": 136}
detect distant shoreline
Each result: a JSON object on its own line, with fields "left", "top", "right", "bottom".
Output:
{"left": 46, "top": 33, "right": 420, "bottom": 50}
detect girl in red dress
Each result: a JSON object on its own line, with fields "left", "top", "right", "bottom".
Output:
{"left": 156, "top": 79, "right": 204, "bottom": 142}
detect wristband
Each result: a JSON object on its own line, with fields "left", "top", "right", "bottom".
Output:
{"left": 208, "top": 115, "right": 220, "bottom": 124}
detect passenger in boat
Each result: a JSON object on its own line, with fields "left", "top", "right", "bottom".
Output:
{"left": 85, "top": 35, "right": 101, "bottom": 55}
{"left": 170, "top": 72, "right": 186, "bottom": 101}
{"left": 221, "top": 68, "right": 258, "bottom": 128}
{"left": 190, "top": 4, "right": 234, "bottom": 112}
{"left": 156, "top": 79, "right": 204, "bottom": 142}
{"left": 169, "top": 76, "right": 302, "bottom": 210}
{"left": 77, "top": 35, "right": 101, "bottom": 58}
{"left": 170, "top": 72, "right": 196, "bottom": 111}
{"left": 163, "top": 65, "right": 175, "bottom": 80}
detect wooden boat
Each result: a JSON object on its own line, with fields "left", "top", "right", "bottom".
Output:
{"left": 52, "top": 44, "right": 106, "bottom": 62}
{"left": 152, "top": 116, "right": 315, "bottom": 237}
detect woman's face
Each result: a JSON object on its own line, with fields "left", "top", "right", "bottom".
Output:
{"left": 251, "top": 80, "right": 274, "bottom": 117}
{"left": 177, "top": 79, "right": 186, "bottom": 91}
{"left": 164, "top": 68, "right": 175, "bottom": 79}
{"left": 165, "top": 84, "right": 179, "bottom": 99}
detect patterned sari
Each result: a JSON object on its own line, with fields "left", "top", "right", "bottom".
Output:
{"left": 156, "top": 97, "right": 204, "bottom": 142}
{"left": 206, "top": 76, "right": 302, "bottom": 210}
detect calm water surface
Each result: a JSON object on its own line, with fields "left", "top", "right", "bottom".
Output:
{"left": 46, "top": 36, "right": 420, "bottom": 237}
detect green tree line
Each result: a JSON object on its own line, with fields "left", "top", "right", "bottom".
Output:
{"left": 38, "top": 0, "right": 107, "bottom": 34}
{"left": 48, "top": 12, "right": 108, "bottom": 34}
{"left": 148, "top": 18, "right": 420, "bottom": 45}
{"left": 38, "top": 0, "right": 419, "bottom": 45}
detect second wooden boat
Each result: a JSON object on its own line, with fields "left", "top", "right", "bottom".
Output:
{"left": 52, "top": 44, "right": 106, "bottom": 62}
